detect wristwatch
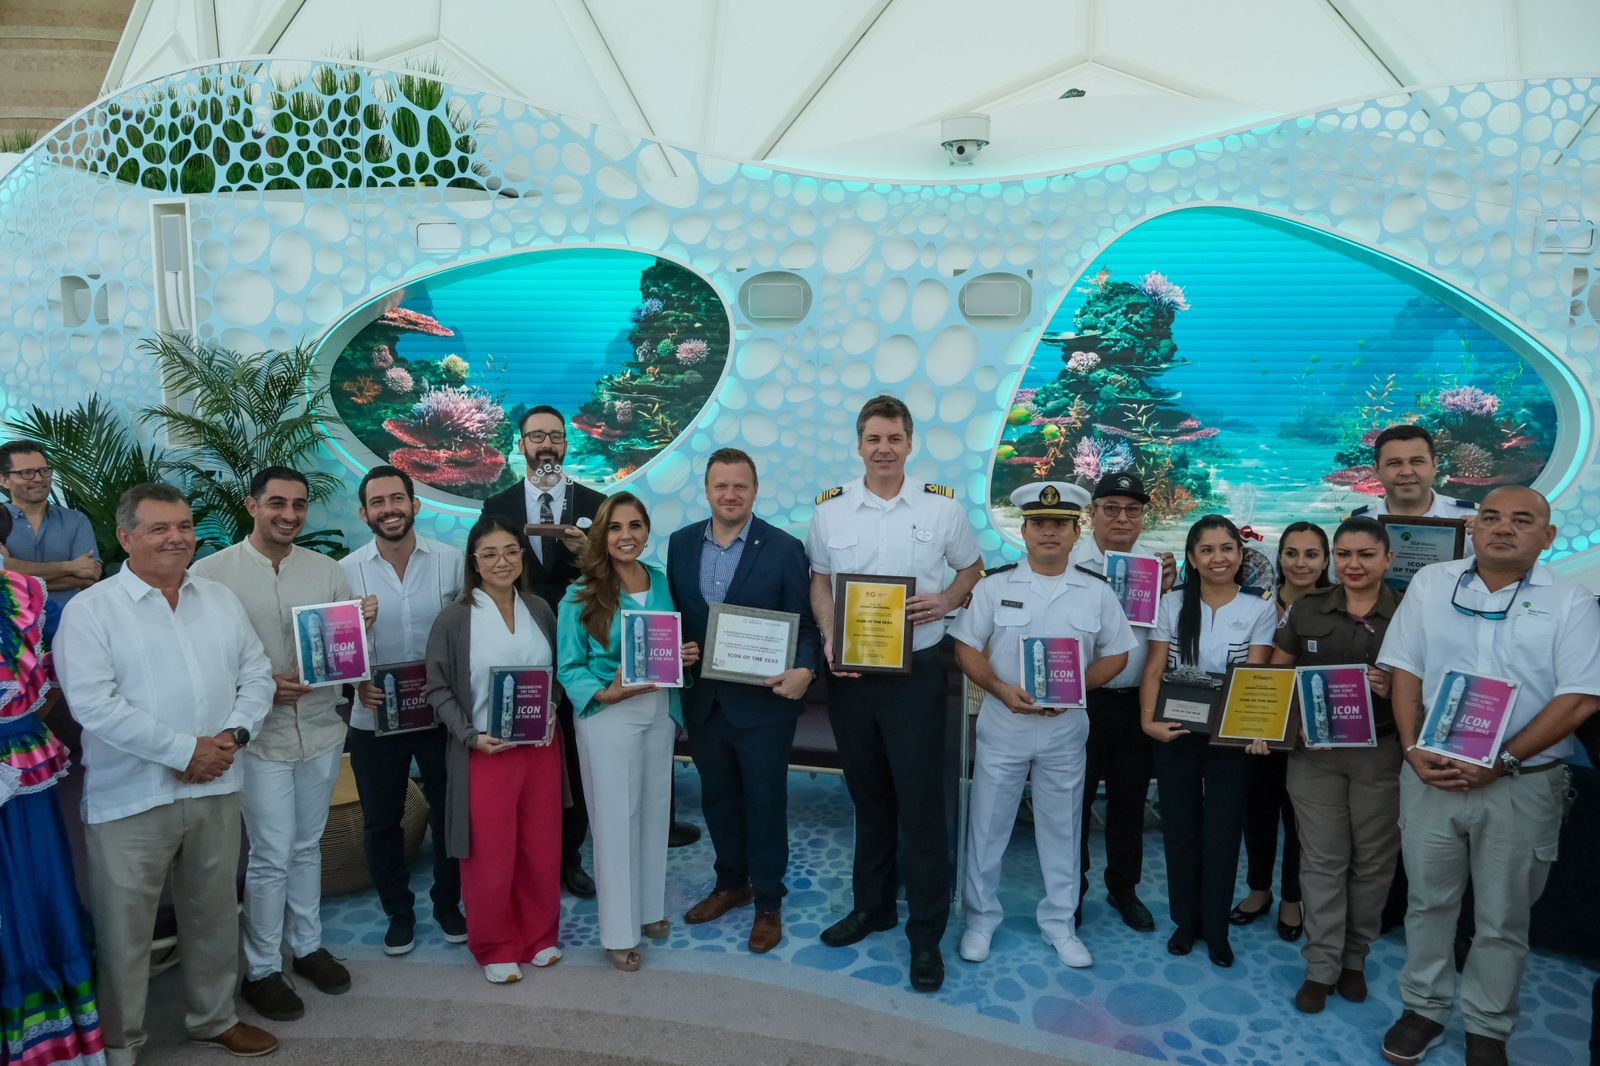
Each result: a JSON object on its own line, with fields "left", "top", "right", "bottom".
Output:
{"left": 1496, "top": 750, "right": 1522, "bottom": 777}
{"left": 226, "top": 726, "right": 251, "bottom": 748}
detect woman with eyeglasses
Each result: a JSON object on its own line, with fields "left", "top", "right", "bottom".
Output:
{"left": 425, "top": 514, "right": 565, "bottom": 983}
{"left": 1232, "top": 523, "right": 1330, "bottom": 940}
{"left": 1271, "top": 515, "right": 1402, "bottom": 1013}
{"left": 557, "top": 493, "right": 699, "bottom": 972}
{"left": 1139, "top": 514, "right": 1277, "bottom": 967}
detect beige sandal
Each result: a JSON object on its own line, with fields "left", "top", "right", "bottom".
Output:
{"left": 641, "top": 919, "right": 671, "bottom": 940}
{"left": 605, "top": 947, "right": 641, "bottom": 971}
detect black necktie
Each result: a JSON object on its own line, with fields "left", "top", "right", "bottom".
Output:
{"left": 539, "top": 492, "right": 554, "bottom": 565}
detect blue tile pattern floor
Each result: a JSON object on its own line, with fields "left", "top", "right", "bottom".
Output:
{"left": 321, "top": 765, "right": 1598, "bottom": 1064}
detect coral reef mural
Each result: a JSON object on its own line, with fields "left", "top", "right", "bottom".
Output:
{"left": 992, "top": 208, "right": 1559, "bottom": 543}
{"left": 326, "top": 251, "right": 730, "bottom": 500}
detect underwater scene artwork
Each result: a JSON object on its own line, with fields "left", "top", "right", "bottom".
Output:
{"left": 326, "top": 249, "right": 731, "bottom": 501}
{"left": 991, "top": 207, "right": 1559, "bottom": 546}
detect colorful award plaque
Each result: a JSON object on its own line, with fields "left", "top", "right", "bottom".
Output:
{"left": 1018, "top": 636, "right": 1086, "bottom": 709}
{"left": 1416, "top": 668, "right": 1518, "bottom": 767}
{"left": 1104, "top": 551, "right": 1162, "bottom": 628}
{"left": 371, "top": 660, "right": 434, "bottom": 736}
{"left": 832, "top": 573, "right": 914, "bottom": 675}
{"left": 1212, "top": 665, "right": 1299, "bottom": 750}
{"left": 619, "top": 610, "right": 685, "bottom": 688}
{"left": 1295, "top": 665, "right": 1376, "bottom": 748}
{"left": 291, "top": 599, "right": 371, "bottom": 688}
{"left": 487, "top": 666, "right": 555, "bottom": 745}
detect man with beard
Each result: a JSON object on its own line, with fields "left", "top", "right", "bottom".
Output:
{"left": 191, "top": 467, "right": 374, "bottom": 1022}
{"left": 341, "top": 465, "right": 466, "bottom": 955}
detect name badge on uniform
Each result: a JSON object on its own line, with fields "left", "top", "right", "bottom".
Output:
{"left": 1306, "top": 639, "right": 1319, "bottom": 652}
{"left": 914, "top": 527, "right": 933, "bottom": 543}
{"left": 1001, "top": 599, "right": 1024, "bottom": 609}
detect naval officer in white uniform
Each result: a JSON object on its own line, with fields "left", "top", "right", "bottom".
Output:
{"left": 1348, "top": 425, "right": 1477, "bottom": 530}
{"left": 949, "top": 481, "right": 1137, "bottom": 969}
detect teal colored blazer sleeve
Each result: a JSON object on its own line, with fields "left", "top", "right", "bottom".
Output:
{"left": 557, "top": 565, "right": 683, "bottom": 725}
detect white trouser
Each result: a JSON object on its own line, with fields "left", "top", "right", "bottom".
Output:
{"left": 963, "top": 703, "right": 1089, "bottom": 942}
{"left": 239, "top": 746, "right": 345, "bottom": 979}
{"left": 575, "top": 697, "right": 675, "bottom": 950}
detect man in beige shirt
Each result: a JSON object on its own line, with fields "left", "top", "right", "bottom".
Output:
{"left": 191, "top": 466, "right": 373, "bottom": 1023}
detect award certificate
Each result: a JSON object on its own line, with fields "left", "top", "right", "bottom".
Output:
{"left": 833, "top": 573, "right": 914, "bottom": 674}
{"left": 1213, "top": 665, "right": 1299, "bottom": 749}
{"left": 1379, "top": 516, "right": 1467, "bottom": 590}
{"left": 702, "top": 604, "right": 799, "bottom": 685}
{"left": 1295, "top": 665, "right": 1376, "bottom": 748}
{"left": 371, "top": 660, "right": 434, "bottom": 736}
{"left": 1104, "top": 551, "right": 1162, "bottom": 628}
{"left": 291, "top": 599, "right": 370, "bottom": 688}
{"left": 1153, "top": 667, "right": 1225, "bottom": 734}
{"left": 1018, "top": 636, "right": 1086, "bottom": 709}
{"left": 487, "top": 666, "right": 555, "bottom": 746}
{"left": 619, "top": 611, "right": 685, "bottom": 688}
{"left": 1416, "top": 668, "right": 1518, "bottom": 767}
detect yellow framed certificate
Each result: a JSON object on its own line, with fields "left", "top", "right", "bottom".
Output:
{"left": 1211, "top": 664, "right": 1300, "bottom": 750}
{"left": 833, "top": 573, "right": 914, "bottom": 674}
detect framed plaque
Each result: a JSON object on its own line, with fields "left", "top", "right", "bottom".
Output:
{"left": 487, "top": 666, "right": 556, "bottom": 745}
{"left": 1416, "top": 668, "right": 1518, "bottom": 767}
{"left": 291, "top": 599, "right": 371, "bottom": 688}
{"left": 832, "top": 573, "right": 915, "bottom": 675}
{"left": 619, "top": 610, "right": 685, "bottom": 688}
{"left": 1295, "top": 664, "right": 1376, "bottom": 748}
{"left": 1152, "top": 667, "right": 1225, "bottom": 734}
{"left": 1212, "top": 664, "right": 1300, "bottom": 750}
{"left": 1379, "top": 516, "right": 1467, "bottom": 590}
{"left": 525, "top": 522, "right": 579, "bottom": 540}
{"left": 1104, "top": 551, "right": 1162, "bottom": 628}
{"left": 1018, "top": 636, "right": 1086, "bottom": 709}
{"left": 702, "top": 604, "right": 800, "bottom": 685}
{"left": 371, "top": 660, "right": 435, "bottom": 736}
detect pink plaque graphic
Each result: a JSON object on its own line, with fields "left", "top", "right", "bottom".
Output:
{"left": 1019, "top": 636, "right": 1086, "bottom": 709}
{"left": 1417, "top": 669, "right": 1518, "bottom": 767}
{"left": 292, "top": 600, "right": 370, "bottom": 688}
{"left": 1105, "top": 551, "right": 1161, "bottom": 628}
{"left": 488, "top": 666, "right": 555, "bottom": 745}
{"left": 620, "top": 610, "right": 684, "bottom": 687}
{"left": 1296, "top": 665, "right": 1376, "bottom": 748}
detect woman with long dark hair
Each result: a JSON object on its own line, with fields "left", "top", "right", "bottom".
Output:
{"left": 556, "top": 493, "right": 699, "bottom": 971}
{"left": 1232, "top": 522, "right": 1330, "bottom": 940}
{"left": 1271, "top": 516, "right": 1402, "bottom": 1013}
{"left": 425, "top": 514, "right": 564, "bottom": 984}
{"left": 1139, "top": 514, "right": 1277, "bottom": 967}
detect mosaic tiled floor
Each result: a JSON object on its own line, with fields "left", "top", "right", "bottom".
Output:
{"left": 321, "top": 766, "right": 1599, "bottom": 1064}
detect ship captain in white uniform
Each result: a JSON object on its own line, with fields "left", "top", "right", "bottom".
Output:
{"left": 949, "top": 481, "right": 1137, "bottom": 970}
{"left": 1347, "top": 425, "right": 1478, "bottom": 531}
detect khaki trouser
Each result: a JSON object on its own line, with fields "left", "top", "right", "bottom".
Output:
{"left": 1286, "top": 737, "right": 1403, "bottom": 983}
{"left": 1397, "top": 762, "right": 1569, "bottom": 1040}
{"left": 86, "top": 795, "right": 243, "bottom": 1066}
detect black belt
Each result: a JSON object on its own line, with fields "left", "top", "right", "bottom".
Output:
{"left": 1522, "top": 761, "right": 1565, "bottom": 775}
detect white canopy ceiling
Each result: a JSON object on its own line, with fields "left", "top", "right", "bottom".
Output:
{"left": 103, "top": 0, "right": 1600, "bottom": 179}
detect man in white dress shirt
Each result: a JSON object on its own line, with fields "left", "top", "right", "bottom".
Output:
{"left": 191, "top": 467, "right": 370, "bottom": 1023}
{"left": 1376, "top": 486, "right": 1600, "bottom": 1066}
{"left": 341, "top": 465, "right": 465, "bottom": 955}
{"left": 56, "top": 482, "right": 278, "bottom": 1064}
{"left": 1348, "top": 425, "right": 1478, "bottom": 524}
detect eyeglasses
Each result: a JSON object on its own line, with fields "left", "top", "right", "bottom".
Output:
{"left": 3, "top": 467, "right": 52, "bottom": 481}
{"left": 1096, "top": 503, "right": 1143, "bottom": 518}
{"left": 1449, "top": 567, "right": 1527, "bottom": 621}
{"left": 522, "top": 431, "right": 566, "bottom": 444}
{"left": 475, "top": 547, "right": 524, "bottom": 563}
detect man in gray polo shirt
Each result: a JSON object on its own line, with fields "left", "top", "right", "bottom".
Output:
{"left": 0, "top": 440, "right": 100, "bottom": 605}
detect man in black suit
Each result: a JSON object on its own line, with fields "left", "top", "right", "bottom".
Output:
{"left": 667, "top": 448, "right": 820, "bottom": 953}
{"left": 480, "top": 405, "right": 607, "bottom": 897}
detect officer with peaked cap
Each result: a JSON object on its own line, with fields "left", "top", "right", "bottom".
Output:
{"left": 949, "top": 481, "right": 1138, "bottom": 969}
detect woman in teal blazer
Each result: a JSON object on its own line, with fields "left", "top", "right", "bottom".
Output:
{"left": 557, "top": 492, "right": 697, "bottom": 971}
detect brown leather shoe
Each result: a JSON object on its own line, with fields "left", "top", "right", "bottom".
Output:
{"left": 1336, "top": 966, "right": 1368, "bottom": 1002}
{"left": 1294, "top": 979, "right": 1333, "bottom": 1014}
{"left": 191, "top": 1021, "right": 278, "bottom": 1057}
{"left": 748, "top": 909, "right": 782, "bottom": 953}
{"left": 1464, "top": 1033, "right": 1508, "bottom": 1066}
{"left": 684, "top": 886, "right": 753, "bottom": 925}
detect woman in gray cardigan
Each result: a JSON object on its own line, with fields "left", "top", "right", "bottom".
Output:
{"left": 425, "top": 515, "right": 565, "bottom": 984}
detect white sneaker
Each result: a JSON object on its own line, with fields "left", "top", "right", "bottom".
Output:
{"left": 1045, "top": 932, "right": 1093, "bottom": 968}
{"left": 529, "top": 947, "right": 562, "bottom": 968}
{"left": 958, "top": 929, "right": 992, "bottom": 963}
{"left": 483, "top": 963, "right": 522, "bottom": 983}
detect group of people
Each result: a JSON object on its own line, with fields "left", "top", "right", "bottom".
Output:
{"left": 0, "top": 401, "right": 1593, "bottom": 1066}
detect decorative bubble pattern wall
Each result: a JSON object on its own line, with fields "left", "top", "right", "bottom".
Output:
{"left": 0, "top": 65, "right": 1596, "bottom": 563}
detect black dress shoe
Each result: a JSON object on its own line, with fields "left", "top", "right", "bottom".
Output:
{"left": 1277, "top": 918, "right": 1304, "bottom": 941}
{"left": 562, "top": 864, "right": 597, "bottom": 899}
{"left": 820, "top": 911, "right": 897, "bottom": 948}
{"left": 1207, "top": 941, "right": 1235, "bottom": 968}
{"left": 1108, "top": 891, "right": 1156, "bottom": 932}
{"left": 668, "top": 821, "right": 702, "bottom": 848}
{"left": 909, "top": 948, "right": 944, "bottom": 992}
{"left": 1166, "top": 929, "right": 1196, "bottom": 956}
{"left": 1229, "top": 893, "right": 1273, "bottom": 926}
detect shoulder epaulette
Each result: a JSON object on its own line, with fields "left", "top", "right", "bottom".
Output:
{"left": 980, "top": 563, "right": 1018, "bottom": 579}
{"left": 1241, "top": 585, "right": 1272, "bottom": 600}
{"left": 815, "top": 486, "right": 843, "bottom": 505}
{"left": 923, "top": 483, "right": 954, "bottom": 498}
{"left": 1075, "top": 564, "right": 1108, "bottom": 584}
{"left": 1346, "top": 504, "right": 1371, "bottom": 519}
{"left": 1454, "top": 498, "right": 1477, "bottom": 510}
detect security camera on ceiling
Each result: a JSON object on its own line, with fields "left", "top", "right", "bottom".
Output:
{"left": 941, "top": 113, "right": 990, "bottom": 165}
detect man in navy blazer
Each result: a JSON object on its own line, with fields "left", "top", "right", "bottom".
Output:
{"left": 667, "top": 447, "right": 821, "bottom": 953}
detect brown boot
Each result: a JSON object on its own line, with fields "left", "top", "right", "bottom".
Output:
{"left": 1336, "top": 967, "right": 1368, "bottom": 1002}
{"left": 748, "top": 909, "right": 782, "bottom": 954}
{"left": 191, "top": 1021, "right": 279, "bottom": 1057}
{"left": 1294, "top": 979, "right": 1333, "bottom": 1014}
{"left": 684, "top": 886, "right": 753, "bottom": 924}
